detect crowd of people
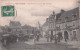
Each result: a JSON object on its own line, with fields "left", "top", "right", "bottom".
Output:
{"left": 44, "top": 31, "right": 78, "bottom": 43}
{"left": 0, "top": 34, "right": 18, "bottom": 46}
{"left": 0, "top": 30, "right": 78, "bottom": 46}
{"left": 0, "top": 33, "right": 42, "bottom": 46}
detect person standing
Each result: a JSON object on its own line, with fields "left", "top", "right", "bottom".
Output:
{"left": 50, "top": 31, "right": 54, "bottom": 42}
{"left": 57, "top": 32, "right": 63, "bottom": 42}
{"left": 36, "top": 33, "right": 40, "bottom": 41}
{"left": 64, "top": 31, "right": 68, "bottom": 42}
{"left": 45, "top": 33, "right": 50, "bottom": 42}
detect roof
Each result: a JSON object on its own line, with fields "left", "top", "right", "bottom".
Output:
{"left": 22, "top": 25, "right": 33, "bottom": 29}
{"left": 56, "top": 9, "right": 65, "bottom": 20}
{"left": 42, "top": 7, "right": 79, "bottom": 27}
{"left": 56, "top": 7, "right": 79, "bottom": 24}
{"left": 9, "top": 21, "right": 21, "bottom": 26}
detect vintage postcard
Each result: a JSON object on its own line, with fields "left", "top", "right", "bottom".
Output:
{"left": 0, "top": 0, "right": 80, "bottom": 50}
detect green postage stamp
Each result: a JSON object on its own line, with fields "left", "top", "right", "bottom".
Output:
{"left": 1, "top": 6, "right": 15, "bottom": 17}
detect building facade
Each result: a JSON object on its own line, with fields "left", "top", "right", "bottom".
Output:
{"left": 56, "top": 7, "right": 79, "bottom": 40}
{"left": 43, "top": 4, "right": 80, "bottom": 40}
{"left": 9, "top": 21, "right": 22, "bottom": 34}
{"left": 21, "top": 25, "right": 33, "bottom": 35}
{"left": 43, "top": 12, "right": 57, "bottom": 36}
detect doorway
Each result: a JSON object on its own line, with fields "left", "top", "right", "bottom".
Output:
{"left": 72, "top": 31, "right": 78, "bottom": 41}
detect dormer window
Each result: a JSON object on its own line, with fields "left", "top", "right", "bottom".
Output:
{"left": 72, "top": 14, "right": 76, "bottom": 19}
{"left": 65, "top": 17, "right": 68, "bottom": 22}
{"left": 56, "top": 19, "right": 61, "bottom": 23}
{"left": 65, "top": 17, "right": 68, "bottom": 19}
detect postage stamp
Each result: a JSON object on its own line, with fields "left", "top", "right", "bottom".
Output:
{"left": 1, "top": 6, "right": 15, "bottom": 17}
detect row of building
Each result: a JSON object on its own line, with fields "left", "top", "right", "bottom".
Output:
{"left": 42, "top": 5, "right": 80, "bottom": 40}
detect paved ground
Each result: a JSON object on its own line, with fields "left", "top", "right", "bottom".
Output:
{"left": 0, "top": 42, "right": 6, "bottom": 50}
{"left": 3, "top": 41, "right": 79, "bottom": 50}
{"left": 1, "top": 37, "right": 80, "bottom": 50}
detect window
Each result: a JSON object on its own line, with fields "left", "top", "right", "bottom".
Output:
{"left": 73, "top": 14, "right": 76, "bottom": 18}
{"left": 65, "top": 17, "right": 68, "bottom": 20}
{"left": 73, "top": 21, "right": 75, "bottom": 26}
{"left": 73, "top": 31, "right": 77, "bottom": 37}
{"left": 50, "top": 23, "right": 53, "bottom": 28}
{"left": 49, "top": 23, "right": 51, "bottom": 28}
{"left": 49, "top": 23, "right": 54, "bottom": 29}
{"left": 59, "top": 19, "right": 61, "bottom": 21}
{"left": 65, "top": 24, "right": 67, "bottom": 27}
{"left": 59, "top": 19, "right": 61, "bottom": 22}
{"left": 50, "top": 18, "right": 53, "bottom": 21}
{"left": 65, "top": 17, "right": 68, "bottom": 22}
{"left": 49, "top": 18, "right": 52, "bottom": 22}
{"left": 8, "top": 28, "right": 11, "bottom": 32}
{"left": 72, "top": 14, "right": 76, "bottom": 19}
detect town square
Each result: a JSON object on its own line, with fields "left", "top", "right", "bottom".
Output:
{"left": 0, "top": 0, "right": 80, "bottom": 50}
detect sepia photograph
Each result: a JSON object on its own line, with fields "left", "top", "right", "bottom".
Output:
{"left": 0, "top": 0, "right": 80, "bottom": 50}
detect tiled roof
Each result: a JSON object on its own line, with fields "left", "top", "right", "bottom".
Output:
{"left": 42, "top": 7, "right": 79, "bottom": 27}
{"left": 22, "top": 25, "right": 33, "bottom": 29}
{"left": 56, "top": 9, "right": 65, "bottom": 20}
{"left": 56, "top": 7, "right": 79, "bottom": 24}
{"left": 10, "top": 21, "right": 21, "bottom": 26}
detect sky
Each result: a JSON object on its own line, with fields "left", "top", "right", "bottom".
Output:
{"left": 0, "top": 0, "right": 78, "bottom": 27}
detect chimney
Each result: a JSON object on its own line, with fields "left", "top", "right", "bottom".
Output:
{"left": 61, "top": 9, "right": 65, "bottom": 13}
